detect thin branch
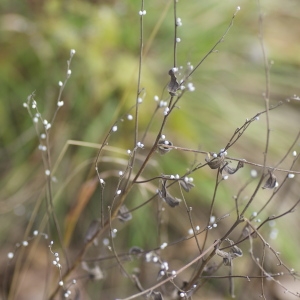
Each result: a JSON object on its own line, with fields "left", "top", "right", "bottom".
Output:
{"left": 182, "top": 6, "right": 241, "bottom": 83}
{"left": 116, "top": 240, "right": 220, "bottom": 300}
{"left": 173, "top": 0, "right": 178, "bottom": 68}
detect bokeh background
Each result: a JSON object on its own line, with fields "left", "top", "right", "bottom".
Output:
{"left": 1, "top": 0, "right": 300, "bottom": 299}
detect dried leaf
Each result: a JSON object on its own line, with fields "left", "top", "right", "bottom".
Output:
{"left": 81, "top": 262, "right": 104, "bottom": 280}
{"left": 227, "top": 238, "right": 243, "bottom": 258}
{"left": 151, "top": 291, "right": 164, "bottom": 300}
{"left": 204, "top": 263, "right": 218, "bottom": 275}
{"left": 230, "top": 245, "right": 243, "bottom": 258}
{"left": 167, "top": 69, "right": 180, "bottom": 96}
{"left": 84, "top": 219, "right": 101, "bottom": 244}
{"left": 262, "top": 171, "right": 277, "bottom": 189}
{"left": 221, "top": 161, "right": 244, "bottom": 175}
{"left": 223, "top": 257, "right": 232, "bottom": 266}
{"left": 160, "top": 179, "right": 167, "bottom": 198}
{"left": 158, "top": 190, "right": 181, "bottom": 207}
{"left": 205, "top": 152, "right": 225, "bottom": 169}
{"left": 158, "top": 179, "right": 181, "bottom": 207}
{"left": 157, "top": 269, "right": 165, "bottom": 281}
{"left": 179, "top": 179, "right": 195, "bottom": 192}
{"left": 129, "top": 246, "right": 144, "bottom": 256}
{"left": 165, "top": 194, "right": 181, "bottom": 207}
{"left": 215, "top": 247, "right": 230, "bottom": 263}
{"left": 215, "top": 239, "right": 243, "bottom": 266}
{"left": 242, "top": 225, "right": 257, "bottom": 238}
{"left": 118, "top": 205, "right": 132, "bottom": 222}
{"left": 157, "top": 139, "right": 173, "bottom": 155}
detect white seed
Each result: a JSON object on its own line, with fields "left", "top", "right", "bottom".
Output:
{"left": 250, "top": 169, "right": 258, "bottom": 178}
{"left": 160, "top": 242, "right": 168, "bottom": 249}
{"left": 103, "top": 238, "right": 109, "bottom": 246}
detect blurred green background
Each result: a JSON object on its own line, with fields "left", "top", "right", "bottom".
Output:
{"left": 0, "top": 0, "right": 300, "bottom": 299}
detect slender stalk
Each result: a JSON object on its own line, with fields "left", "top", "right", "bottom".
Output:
{"left": 117, "top": 240, "right": 220, "bottom": 300}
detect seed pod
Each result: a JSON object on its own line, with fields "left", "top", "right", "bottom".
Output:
{"left": 84, "top": 219, "right": 101, "bottom": 244}
{"left": 167, "top": 69, "right": 180, "bottom": 96}
{"left": 157, "top": 139, "right": 173, "bottom": 155}
{"left": 262, "top": 171, "right": 277, "bottom": 189}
